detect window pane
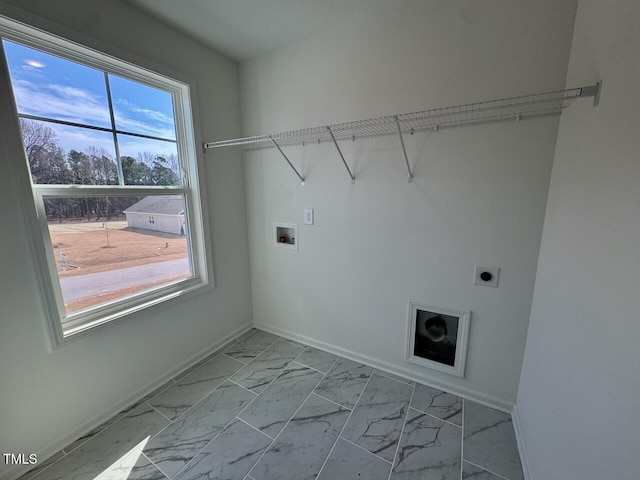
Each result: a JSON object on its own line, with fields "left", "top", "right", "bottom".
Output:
{"left": 19, "top": 118, "right": 118, "bottom": 184}
{"left": 3, "top": 40, "right": 111, "bottom": 128}
{"left": 109, "top": 74, "right": 176, "bottom": 140}
{"left": 45, "top": 195, "right": 192, "bottom": 316}
{"left": 118, "top": 134, "right": 181, "bottom": 186}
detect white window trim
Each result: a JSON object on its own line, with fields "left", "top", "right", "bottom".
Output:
{"left": 0, "top": 15, "right": 214, "bottom": 349}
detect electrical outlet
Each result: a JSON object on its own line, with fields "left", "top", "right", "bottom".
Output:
{"left": 473, "top": 266, "right": 500, "bottom": 287}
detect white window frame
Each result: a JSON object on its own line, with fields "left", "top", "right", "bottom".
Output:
{"left": 0, "top": 16, "right": 213, "bottom": 348}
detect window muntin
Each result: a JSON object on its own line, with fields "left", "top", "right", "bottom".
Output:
{"left": 21, "top": 118, "right": 118, "bottom": 185}
{"left": 4, "top": 39, "right": 182, "bottom": 187}
{"left": 0, "top": 23, "right": 209, "bottom": 345}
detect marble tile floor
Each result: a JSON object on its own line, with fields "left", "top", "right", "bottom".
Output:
{"left": 20, "top": 329, "right": 524, "bottom": 480}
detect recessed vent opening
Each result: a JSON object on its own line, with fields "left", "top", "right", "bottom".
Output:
{"left": 406, "top": 302, "right": 471, "bottom": 378}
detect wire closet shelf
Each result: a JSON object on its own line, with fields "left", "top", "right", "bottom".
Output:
{"left": 204, "top": 82, "right": 601, "bottom": 183}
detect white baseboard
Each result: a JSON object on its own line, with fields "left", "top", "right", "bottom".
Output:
{"left": 3, "top": 323, "right": 252, "bottom": 480}
{"left": 511, "top": 403, "right": 532, "bottom": 480}
{"left": 254, "top": 322, "right": 514, "bottom": 413}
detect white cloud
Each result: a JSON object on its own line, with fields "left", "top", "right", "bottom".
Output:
{"left": 49, "top": 84, "right": 104, "bottom": 104}
{"left": 13, "top": 79, "right": 176, "bottom": 141}
{"left": 132, "top": 106, "right": 174, "bottom": 124}
{"left": 13, "top": 79, "right": 111, "bottom": 127}
{"left": 47, "top": 124, "right": 115, "bottom": 156}
{"left": 117, "top": 98, "right": 174, "bottom": 124}
{"left": 115, "top": 116, "right": 176, "bottom": 140}
{"left": 114, "top": 98, "right": 176, "bottom": 139}
{"left": 118, "top": 136, "right": 178, "bottom": 159}
{"left": 25, "top": 59, "right": 45, "bottom": 68}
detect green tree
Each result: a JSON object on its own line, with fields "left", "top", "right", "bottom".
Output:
{"left": 68, "top": 149, "right": 92, "bottom": 185}
{"left": 121, "top": 155, "right": 152, "bottom": 185}
{"left": 151, "top": 155, "right": 179, "bottom": 186}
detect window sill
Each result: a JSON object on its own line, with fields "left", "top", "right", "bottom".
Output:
{"left": 53, "top": 277, "right": 212, "bottom": 348}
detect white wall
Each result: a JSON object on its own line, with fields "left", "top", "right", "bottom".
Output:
{"left": 0, "top": 1, "right": 250, "bottom": 477}
{"left": 240, "top": 1, "right": 577, "bottom": 408}
{"left": 125, "top": 213, "right": 184, "bottom": 235}
{"left": 516, "top": 1, "right": 640, "bottom": 478}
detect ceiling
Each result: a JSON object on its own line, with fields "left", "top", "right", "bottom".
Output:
{"left": 126, "top": 0, "right": 460, "bottom": 61}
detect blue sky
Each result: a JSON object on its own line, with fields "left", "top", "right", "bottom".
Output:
{"left": 3, "top": 40, "right": 178, "bottom": 160}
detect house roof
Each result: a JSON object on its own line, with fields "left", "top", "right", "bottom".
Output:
{"left": 124, "top": 195, "right": 185, "bottom": 215}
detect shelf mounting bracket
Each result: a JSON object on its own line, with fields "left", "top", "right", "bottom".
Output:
{"left": 327, "top": 126, "right": 355, "bottom": 184}
{"left": 579, "top": 80, "right": 602, "bottom": 107}
{"left": 394, "top": 116, "right": 413, "bottom": 183}
{"left": 269, "top": 136, "right": 305, "bottom": 185}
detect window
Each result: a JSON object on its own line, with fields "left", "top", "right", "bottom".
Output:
{"left": 0, "top": 18, "right": 211, "bottom": 347}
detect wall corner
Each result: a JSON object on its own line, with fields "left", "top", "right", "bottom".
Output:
{"left": 511, "top": 402, "right": 533, "bottom": 480}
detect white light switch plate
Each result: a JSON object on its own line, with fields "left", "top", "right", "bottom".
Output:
{"left": 304, "top": 208, "right": 314, "bottom": 225}
{"left": 473, "top": 266, "right": 500, "bottom": 287}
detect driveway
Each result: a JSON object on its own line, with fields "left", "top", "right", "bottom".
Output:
{"left": 59, "top": 258, "right": 191, "bottom": 301}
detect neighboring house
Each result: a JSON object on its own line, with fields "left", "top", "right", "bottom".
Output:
{"left": 123, "top": 195, "right": 186, "bottom": 235}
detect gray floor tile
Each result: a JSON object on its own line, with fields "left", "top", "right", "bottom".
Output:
{"left": 99, "top": 453, "right": 167, "bottom": 480}
{"left": 35, "top": 338, "right": 527, "bottom": 480}
{"left": 175, "top": 419, "right": 271, "bottom": 480}
{"left": 314, "top": 357, "right": 373, "bottom": 409}
{"left": 135, "top": 381, "right": 178, "bottom": 406}
{"left": 174, "top": 351, "right": 223, "bottom": 381}
{"left": 230, "top": 340, "right": 305, "bottom": 393}
{"left": 411, "top": 384, "right": 463, "bottom": 426}
{"left": 58, "top": 432, "right": 100, "bottom": 458}
{"left": 230, "top": 328, "right": 258, "bottom": 343}
{"left": 148, "top": 354, "right": 244, "bottom": 420}
{"left": 224, "top": 329, "right": 281, "bottom": 362}
{"left": 18, "top": 450, "right": 66, "bottom": 480}
{"left": 36, "top": 404, "right": 169, "bottom": 480}
{"left": 341, "top": 373, "right": 413, "bottom": 462}
{"left": 317, "top": 438, "right": 391, "bottom": 480}
{"left": 63, "top": 382, "right": 173, "bottom": 455}
{"left": 239, "top": 362, "right": 324, "bottom": 437}
{"left": 374, "top": 369, "right": 415, "bottom": 386}
{"left": 296, "top": 347, "right": 338, "bottom": 373}
{"left": 249, "top": 394, "right": 350, "bottom": 480}
{"left": 463, "top": 401, "right": 523, "bottom": 480}
{"left": 463, "top": 461, "right": 505, "bottom": 479}
{"left": 144, "top": 381, "right": 255, "bottom": 478}
{"left": 279, "top": 337, "right": 306, "bottom": 348}
{"left": 391, "top": 409, "right": 461, "bottom": 480}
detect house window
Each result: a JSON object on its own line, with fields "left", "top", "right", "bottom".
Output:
{"left": 0, "top": 19, "right": 211, "bottom": 347}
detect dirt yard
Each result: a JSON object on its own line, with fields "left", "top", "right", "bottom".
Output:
{"left": 49, "top": 220, "right": 189, "bottom": 277}
{"left": 49, "top": 219, "right": 190, "bottom": 313}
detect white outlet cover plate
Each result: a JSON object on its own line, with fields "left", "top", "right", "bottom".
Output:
{"left": 473, "top": 266, "right": 500, "bottom": 287}
{"left": 304, "top": 208, "right": 314, "bottom": 225}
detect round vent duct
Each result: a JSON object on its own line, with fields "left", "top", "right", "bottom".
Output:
{"left": 424, "top": 315, "right": 448, "bottom": 342}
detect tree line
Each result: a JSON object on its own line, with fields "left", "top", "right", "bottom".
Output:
{"left": 21, "top": 119, "right": 180, "bottom": 222}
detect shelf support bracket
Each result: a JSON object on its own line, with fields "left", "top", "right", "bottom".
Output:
{"left": 394, "top": 116, "right": 413, "bottom": 183}
{"left": 579, "top": 80, "right": 602, "bottom": 107}
{"left": 269, "top": 136, "right": 305, "bottom": 185}
{"left": 327, "top": 126, "right": 355, "bottom": 184}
